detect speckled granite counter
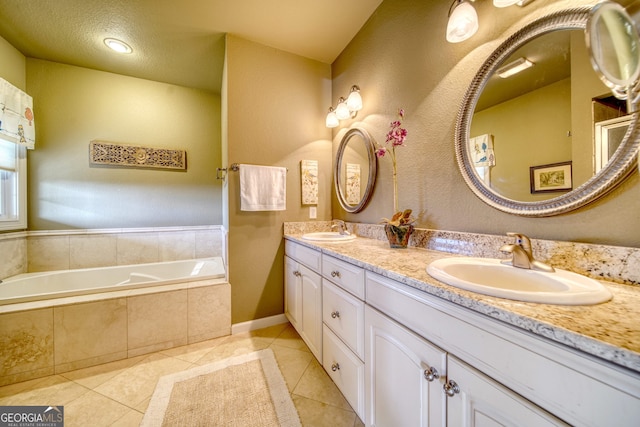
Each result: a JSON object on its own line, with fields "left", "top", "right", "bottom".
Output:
{"left": 284, "top": 233, "right": 640, "bottom": 375}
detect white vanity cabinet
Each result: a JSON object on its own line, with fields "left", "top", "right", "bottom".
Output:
{"left": 365, "top": 271, "right": 640, "bottom": 427}
{"left": 321, "top": 254, "right": 366, "bottom": 420}
{"left": 284, "top": 241, "right": 322, "bottom": 362}
{"left": 365, "top": 305, "right": 446, "bottom": 426}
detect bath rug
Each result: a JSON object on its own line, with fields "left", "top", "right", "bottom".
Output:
{"left": 141, "top": 349, "right": 301, "bottom": 427}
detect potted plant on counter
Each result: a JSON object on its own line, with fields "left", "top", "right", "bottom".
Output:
{"left": 376, "top": 108, "right": 415, "bottom": 248}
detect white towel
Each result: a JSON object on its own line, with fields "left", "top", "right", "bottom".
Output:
{"left": 240, "top": 164, "right": 287, "bottom": 211}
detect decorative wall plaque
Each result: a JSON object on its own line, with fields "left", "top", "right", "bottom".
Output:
{"left": 89, "top": 140, "right": 186, "bottom": 170}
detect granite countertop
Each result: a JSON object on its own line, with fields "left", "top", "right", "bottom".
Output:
{"left": 285, "top": 234, "right": 640, "bottom": 374}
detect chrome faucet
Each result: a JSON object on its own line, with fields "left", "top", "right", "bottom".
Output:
{"left": 331, "top": 219, "right": 350, "bottom": 235}
{"left": 500, "top": 232, "right": 554, "bottom": 272}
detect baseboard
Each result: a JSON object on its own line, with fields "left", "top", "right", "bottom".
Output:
{"left": 231, "top": 313, "right": 288, "bottom": 335}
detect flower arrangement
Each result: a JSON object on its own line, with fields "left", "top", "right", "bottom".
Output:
{"left": 376, "top": 108, "right": 415, "bottom": 227}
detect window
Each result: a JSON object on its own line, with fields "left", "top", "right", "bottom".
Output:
{"left": 0, "top": 138, "right": 26, "bottom": 230}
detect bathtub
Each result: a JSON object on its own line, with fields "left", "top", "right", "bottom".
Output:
{"left": 0, "top": 257, "right": 225, "bottom": 305}
{"left": 0, "top": 257, "right": 231, "bottom": 386}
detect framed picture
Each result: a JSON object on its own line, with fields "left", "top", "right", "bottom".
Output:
{"left": 530, "top": 161, "right": 572, "bottom": 194}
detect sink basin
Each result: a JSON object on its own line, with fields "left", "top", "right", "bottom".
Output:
{"left": 301, "top": 232, "right": 357, "bottom": 242}
{"left": 426, "top": 257, "right": 612, "bottom": 305}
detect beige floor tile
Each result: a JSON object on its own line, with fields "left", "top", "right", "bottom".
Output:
{"left": 193, "top": 335, "right": 273, "bottom": 365}
{"left": 111, "top": 409, "right": 145, "bottom": 427}
{"left": 292, "top": 394, "right": 357, "bottom": 427}
{"left": 0, "top": 322, "right": 360, "bottom": 427}
{"left": 159, "top": 335, "right": 227, "bottom": 363}
{"left": 63, "top": 390, "right": 131, "bottom": 427}
{"left": 270, "top": 343, "right": 314, "bottom": 392}
{"left": 60, "top": 355, "right": 145, "bottom": 390}
{"left": 93, "top": 353, "right": 193, "bottom": 408}
{"left": 0, "top": 375, "right": 89, "bottom": 406}
{"left": 273, "top": 323, "right": 313, "bottom": 352}
{"left": 293, "top": 359, "right": 353, "bottom": 411}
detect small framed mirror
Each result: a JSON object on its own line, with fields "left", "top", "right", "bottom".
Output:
{"left": 334, "top": 127, "right": 377, "bottom": 213}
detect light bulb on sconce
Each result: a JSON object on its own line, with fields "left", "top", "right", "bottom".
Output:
{"left": 326, "top": 108, "right": 339, "bottom": 128}
{"left": 446, "top": 0, "right": 536, "bottom": 43}
{"left": 325, "top": 85, "right": 364, "bottom": 128}
{"left": 335, "top": 98, "right": 351, "bottom": 120}
{"left": 446, "top": 0, "right": 478, "bottom": 43}
{"left": 346, "top": 85, "right": 363, "bottom": 111}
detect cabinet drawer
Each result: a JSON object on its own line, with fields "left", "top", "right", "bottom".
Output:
{"left": 322, "top": 279, "right": 364, "bottom": 359}
{"left": 285, "top": 240, "right": 321, "bottom": 272}
{"left": 323, "top": 325, "right": 365, "bottom": 420}
{"left": 322, "top": 254, "right": 365, "bottom": 299}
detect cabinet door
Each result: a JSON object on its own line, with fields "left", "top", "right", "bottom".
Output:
{"left": 365, "top": 306, "right": 446, "bottom": 427}
{"left": 446, "top": 356, "right": 568, "bottom": 427}
{"left": 284, "top": 256, "right": 302, "bottom": 330}
{"left": 301, "top": 264, "right": 322, "bottom": 362}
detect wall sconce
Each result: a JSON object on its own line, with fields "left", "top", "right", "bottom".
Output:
{"left": 446, "top": 0, "right": 479, "bottom": 43}
{"left": 446, "top": 0, "right": 536, "bottom": 43}
{"left": 326, "top": 85, "right": 363, "bottom": 128}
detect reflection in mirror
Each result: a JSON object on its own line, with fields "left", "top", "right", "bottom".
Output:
{"left": 455, "top": 6, "right": 640, "bottom": 216}
{"left": 334, "top": 128, "right": 377, "bottom": 213}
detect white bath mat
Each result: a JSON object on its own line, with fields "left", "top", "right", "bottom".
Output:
{"left": 141, "top": 349, "right": 301, "bottom": 427}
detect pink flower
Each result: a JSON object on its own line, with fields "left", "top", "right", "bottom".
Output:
{"left": 375, "top": 147, "right": 388, "bottom": 157}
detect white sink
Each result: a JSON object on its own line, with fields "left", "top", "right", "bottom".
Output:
{"left": 426, "top": 257, "right": 612, "bottom": 305}
{"left": 301, "top": 232, "right": 357, "bottom": 242}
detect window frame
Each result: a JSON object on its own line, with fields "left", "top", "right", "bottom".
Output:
{"left": 0, "top": 139, "right": 27, "bottom": 231}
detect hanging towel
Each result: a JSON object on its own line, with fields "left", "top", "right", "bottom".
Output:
{"left": 469, "top": 134, "right": 495, "bottom": 167}
{"left": 240, "top": 164, "right": 287, "bottom": 211}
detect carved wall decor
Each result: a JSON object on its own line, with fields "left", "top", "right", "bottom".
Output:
{"left": 89, "top": 140, "right": 186, "bottom": 170}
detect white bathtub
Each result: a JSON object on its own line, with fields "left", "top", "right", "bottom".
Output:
{"left": 0, "top": 257, "right": 226, "bottom": 305}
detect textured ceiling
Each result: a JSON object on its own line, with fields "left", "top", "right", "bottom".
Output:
{"left": 0, "top": 0, "right": 383, "bottom": 93}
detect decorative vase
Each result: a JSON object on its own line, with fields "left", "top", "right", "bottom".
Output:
{"left": 384, "top": 224, "right": 414, "bottom": 249}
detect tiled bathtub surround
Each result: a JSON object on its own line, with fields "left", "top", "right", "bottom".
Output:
{"left": 0, "top": 280, "right": 231, "bottom": 386}
{"left": 284, "top": 222, "right": 640, "bottom": 286}
{"left": 0, "top": 225, "right": 226, "bottom": 280}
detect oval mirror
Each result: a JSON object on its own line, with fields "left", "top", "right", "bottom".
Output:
{"left": 586, "top": 1, "right": 640, "bottom": 108}
{"left": 455, "top": 6, "right": 640, "bottom": 217}
{"left": 334, "top": 127, "right": 377, "bottom": 213}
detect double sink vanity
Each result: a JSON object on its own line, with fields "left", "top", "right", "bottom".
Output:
{"left": 284, "top": 226, "right": 640, "bottom": 426}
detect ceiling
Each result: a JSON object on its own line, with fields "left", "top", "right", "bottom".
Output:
{"left": 0, "top": 0, "right": 383, "bottom": 93}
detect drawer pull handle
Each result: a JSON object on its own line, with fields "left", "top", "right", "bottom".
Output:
{"left": 331, "top": 271, "right": 341, "bottom": 278}
{"left": 293, "top": 270, "right": 301, "bottom": 277}
{"left": 443, "top": 380, "right": 460, "bottom": 397}
{"left": 331, "top": 311, "right": 340, "bottom": 319}
{"left": 423, "top": 366, "right": 439, "bottom": 382}
{"left": 331, "top": 363, "right": 340, "bottom": 372}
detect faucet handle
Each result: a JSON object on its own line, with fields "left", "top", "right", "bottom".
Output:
{"left": 506, "top": 232, "right": 531, "bottom": 252}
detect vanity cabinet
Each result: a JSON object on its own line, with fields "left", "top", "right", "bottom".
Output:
{"left": 284, "top": 241, "right": 322, "bottom": 362}
{"left": 365, "top": 271, "right": 640, "bottom": 427}
{"left": 321, "top": 254, "right": 366, "bottom": 420}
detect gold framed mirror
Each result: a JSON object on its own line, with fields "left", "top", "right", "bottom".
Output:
{"left": 455, "top": 6, "right": 640, "bottom": 217}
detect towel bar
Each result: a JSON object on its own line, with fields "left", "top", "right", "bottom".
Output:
{"left": 217, "top": 163, "right": 288, "bottom": 180}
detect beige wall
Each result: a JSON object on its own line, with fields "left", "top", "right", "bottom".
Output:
{"left": 0, "top": 35, "right": 25, "bottom": 90}
{"left": 332, "top": 0, "right": 640, "bottom": 247}
{"left": 25, "top": 59, "right": 222, "bottom": 229}
{"left": 225, "top": 36, "right": 332, "bottom": 323}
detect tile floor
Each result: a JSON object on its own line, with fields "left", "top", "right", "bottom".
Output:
{"left": 0, "top": 322, "right": 364, "bottom": 426}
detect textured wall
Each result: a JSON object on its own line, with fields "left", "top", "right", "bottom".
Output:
{"left": 25, "top": 59, "right": 222, "bottom": 229}
{"left": 225, "top": 36, "right": 332, "bottom": 323}
{"left": 331, "top": 0, "right": 640, "bottom": 247}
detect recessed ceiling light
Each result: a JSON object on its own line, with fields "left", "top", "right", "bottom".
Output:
{"left": 104, "top": 38, "right": 133, "bottom": 54}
